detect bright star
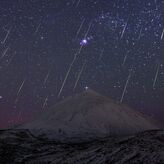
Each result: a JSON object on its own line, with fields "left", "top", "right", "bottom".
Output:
{"left": 85, "top": 86, "right": 89, "bottom": 90}
{"left": 80, "top": 39, "right": 88, "bottom": 45}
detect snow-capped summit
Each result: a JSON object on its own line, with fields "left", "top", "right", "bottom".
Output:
{"left": 17, "top": 89, "right": 159, "bottom": 142}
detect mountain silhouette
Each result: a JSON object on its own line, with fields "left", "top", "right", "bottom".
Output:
{"left": 17, "top": 89, "right": 159, "bottom": 142}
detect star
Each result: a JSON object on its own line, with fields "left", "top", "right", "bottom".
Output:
{"left": 41, "top": 36, "right": 44, "bottom": 40}
{"left": 85, "top": 86, "right": 89, "bottom": 90}
{"left": 80, "top": 39, "right": 88, "bottom": 45}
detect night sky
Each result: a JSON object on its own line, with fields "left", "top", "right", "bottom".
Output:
{"left": 0, "top": 0, "right": 163, "bottom": 128}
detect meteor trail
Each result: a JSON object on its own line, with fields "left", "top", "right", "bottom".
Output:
{"left": 15, "top": 78, "right": 26, "bottom": 104}
{"left": 120, "top": 15, "right": 130, "bottom": 39}
{"left": 84, "top": 21, "right": 92, "bottom": 39}
{"left": 1, "top": 26, "right": 12, "bottom": 44}
{"left": 73, "top": 60, "right": 86, "bottom": 91}
{"left": 138, "top": 27, "right": 142, "bottom": 40}
{"left": 122, "top": 51, "right": 129, "bottom": 66}
{"left": 0, "top": 47, "right": 9, "bottom": 60}
{"left": 120, "top": 69, "right": 132, "bottom": 103}
{"left": 75, "top": 18, "right": 85, "bottom": 39}
{"left": 76, "top": 0, "right": 81, "bottom": 7}
{"left": 120, "top": 21, "right": 128, "bottom": 39}
{"left": 58, "top": 54, "right": 77, "bottom": 97}
{"left": 161, "top": 29, "right": 164, "bottom": 40}
{"left": 153, "top": 62, "right": 160, "bottom": 89}
{"left": 17, "top": 79, "right": 26, "bottom": 96}
{"left": 44, "top": 69, "right": 51, "bottom": 85}
{"left": 35, "top": 21, "right": 42, "bottom": 34}
{"left": 42, "top": 96, "right": 48, "bottom": 109}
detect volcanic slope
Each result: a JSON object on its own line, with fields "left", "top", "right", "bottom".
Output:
{"left": 17, "top": 89, "right": 159, "bottom": 142}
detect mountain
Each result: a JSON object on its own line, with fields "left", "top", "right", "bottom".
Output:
{"left": 0, "top": 129, "right": 164, "bottom": 163}
{"left": 17, "top": 89, "right": 159, "bottom": 142}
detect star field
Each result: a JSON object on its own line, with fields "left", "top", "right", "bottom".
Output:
{"left": 0, "top": 0, "right": 163, "bottom": 128}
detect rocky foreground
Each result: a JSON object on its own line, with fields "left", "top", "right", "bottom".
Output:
{"left": 0, "top": 129, "right": 164, "bottom": 164}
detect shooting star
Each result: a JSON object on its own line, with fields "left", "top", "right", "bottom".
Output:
{"left": 122, "top": 51, "right": 129, "bottom": 66}
{"left": 44, "top": 69, "right": 51, "bottom": 85}
{"left": 120, "top": 69, "right": 132, "bottom": 103}
{"left": 120, "top": 18, "right": 128, "bottom": 39}
{"left": 153, "top": 62, "right": 160, "bottom": 89}
{"left": 73, "top": 60, "right": 86, "bottom": 91}
{"left": 76, "top": 0, "right": 81, "bottom": 7}
{"left": 161, "top": 29, "right": 164, "bottom": 40}
{"left": 15, "top": 78, "right": 26, "bottom": 104}
{"left": 0, "top": 47, "right": 9, "bottom": 60}
{"left": 1, "top": 26, "right": 12, "bottom": 44}
{"left": 35, "top": 21, "right": 42, "bottom": 34}
{"left": 138, "top": 27, "right": 142, "bottom": 40}
{"left": 75, "top": 18, "right": 85, "bottom": 39}
{"left": 17, "top": 79, "right": 26, "bottom": 96}
{"left": 84, "top": 20, "right": 92, "bottom": 38}
{"left": 42, "top": 96, "right": 48, "bottom": 109}
{"left": 35, "top": 17, "right": 45, "bottom": 34}
{"left": 58, "top": 54, "right": 77, "bottom": 97}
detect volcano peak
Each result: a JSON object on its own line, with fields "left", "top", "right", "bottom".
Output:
{"left": 17, "top": 90, "right": 159, "bottom": 142}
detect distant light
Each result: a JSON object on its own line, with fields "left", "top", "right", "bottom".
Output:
{"left": 0, "top": 96, "right": 2, "bottom": 99}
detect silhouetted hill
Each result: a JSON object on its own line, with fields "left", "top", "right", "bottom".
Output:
{"left": 17, "top": 89, "right": 159, "bottom": 142}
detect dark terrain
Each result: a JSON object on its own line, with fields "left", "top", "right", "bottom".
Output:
{"left": 0, "top": 129, "right": 164, "bottom": 164}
